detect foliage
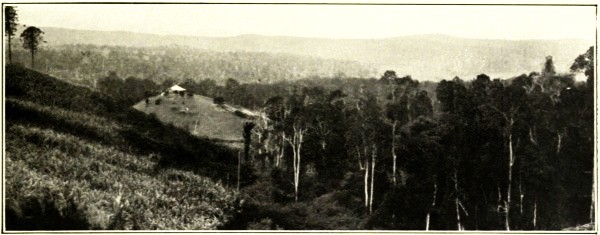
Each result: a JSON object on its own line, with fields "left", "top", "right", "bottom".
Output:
{"left": 5, "top": 6, "right": 18, "bottom": 63}
{"left": 225, "top": 51, "right": 593, "bottom": 230}
{"left": 96, "top": 72, "right": 160, "bottom": 105}
{"left": 570, "top": 46, "right": 594, "bottom": 89}
{"left": 213, "top": 97, "right": 225, "bottom": 105}
{"left": 20, "top": 26, "right": 44, "bottom": 68}
{"left": 10, "top": 44, "right": 374, "bottom": 87}
{"left": 4, "top": 6, "right": 18, "bottom": 37}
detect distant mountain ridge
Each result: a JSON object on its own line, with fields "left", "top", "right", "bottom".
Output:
{"left": 36, "top": 27, "right": 593, "bottom": 81}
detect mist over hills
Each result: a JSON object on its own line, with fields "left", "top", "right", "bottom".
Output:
{"left": 37, "top": 27, "right": 593, "bottom": 81}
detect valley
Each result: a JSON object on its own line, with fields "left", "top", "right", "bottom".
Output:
{"left": 3, "top": 6, "right": 596, "bottom": 230}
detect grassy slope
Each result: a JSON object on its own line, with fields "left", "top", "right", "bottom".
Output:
{"left": 4, "top": 65, "right": 241, "bottom": 230}
{"left": 133, "top": 93, "right": 258, "bottom": 147}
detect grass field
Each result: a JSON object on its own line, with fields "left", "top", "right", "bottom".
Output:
{"left": 133, "top": 93, "right": 259, "bottom": 147}
{"left": 4, "top": 65, "right": 242, "bottom": 230}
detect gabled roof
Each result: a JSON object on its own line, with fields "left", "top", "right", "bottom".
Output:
{"left": 169, "top": 85, "right": 186, "bottom": 91}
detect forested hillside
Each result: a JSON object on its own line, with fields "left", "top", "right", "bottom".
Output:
{"left": 4, "top": 65, "right": 248, "bottom": 230}
{"left": 31, "top": 27, "right": 592, "bottom": 80}
{"left": 10, "top": 44, "right": 376, "bottom": 86}
{"left": 217, "top": 48, "right": 594, "bottom": 230}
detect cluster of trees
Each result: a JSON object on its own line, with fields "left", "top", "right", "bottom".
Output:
{"left": 224, "top": 49, "right": 594, "bottom": 230}
{"left": 5, "top": 6, "right": 45, "bottom": 68}
{"left": 96, "top": 71, "right": 160, "bottom": 105}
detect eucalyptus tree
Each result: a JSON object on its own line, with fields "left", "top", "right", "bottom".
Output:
{"left": 4, "top": 6, "right": 18, "bottom": 64}
{"left": 435, "top": 77, "right": 472, "bottom": 230}
{"left": 20, "top": 26, "right": 44, "bottom": 69}
{"left": 345, "top": 86, "right": 386, "bottom": 214}
{"left": 263, "top": 96, "right": 288, "bottom": 167}
{"left": 283, "top": 89, "right": 311, "bottom": 202}
{"left": 570, "top": 46, "right": 595, "bottom": 223}
{"left": 382, "top": 73, "right": 421, "bottom": 185}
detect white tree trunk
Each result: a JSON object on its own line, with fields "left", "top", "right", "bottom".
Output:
{"left": 369, "top": 144, "right": 376, "bottom": 214}
{"left": 519, "top": 170, "right": 524, "bottom": 215}
{"left": 296, "top": 130, "right": 303, "bottom": 202}
{"left": 277, "top": 131, "right": 285, "bottom": 167}
{"left": 454, "top": 170, "right": 462, "bottom": 231}
{"left": 364, "top": 156, "right": 370, "bottom": 209}
{"left": 591, "top": 166, "right": 596, "bottom": 223}
{"left": 392, "top": 121, "right": 398, "bottom": 185}
{"left": 285, "top": 126, "right": 304, "bottom": 202}
{"left": 505, "top": 120, "right": 514, "bottom": 231}
{"left": 556, "top": 132, "right": 563, "bottom": 155}
{"left": 426, "top": 179, "right": 437, "bottom": 231}
{"left": 357, "top": 146, "right": 364, "bottom": 170}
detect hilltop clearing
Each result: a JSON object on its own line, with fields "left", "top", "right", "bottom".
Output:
{"left": 4, "top": 65, "right": 245, "bottom": 230}
{"left": 133, "top": 92, "right": 261, "bottom": 147}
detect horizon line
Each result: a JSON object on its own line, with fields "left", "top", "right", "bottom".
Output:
{"left": 19, "top": 24, "right": 594, "bottom": 42}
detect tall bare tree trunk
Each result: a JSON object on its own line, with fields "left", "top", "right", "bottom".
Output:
{"left": 426, "top": 178, "right": 437, "bottom": 231}
{"left": 454, "top": 170, "right": 462, "bottom": 231}
{"left": 369, "top": 144, "right": 376, "bottom": 214}
{"left": 391, "top": 121, "right": 398, "bottom": 185}
{"left": 286, "top": 126, "right": 304, "bottom": 202}
{"left": 364, "top": 155, "right": 370, "bottom": 209}
{"left": 519, "top": 170, "right": 524, "bottom": 215}
{"left": 276, "top": 132, "right": 285, "bottom": 167}
{"left": 291, "top": 136, "right": 298, "bottom": 202}
{"left": 556, "top": 132, "right": 563, "bottom": 155}
{"left": 357, "top": 146, "right": 364, "bottom": 170}
{"left": 295, "top": 129, "right": 303, "bottom": 202}
{"left": 505, "top": 121, "right": 514, "bottom": 231}
{"left": 30, "top": 50, "right": 35, "bottom": 69}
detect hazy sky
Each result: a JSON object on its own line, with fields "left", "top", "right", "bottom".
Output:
{"left": 12, "top": 4, "right": 597, "bottom": 41}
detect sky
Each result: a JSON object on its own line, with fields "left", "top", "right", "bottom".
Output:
{"left": 11, "top": 3, "right": 597, "bottom": 41}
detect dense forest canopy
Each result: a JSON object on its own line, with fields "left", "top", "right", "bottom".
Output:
{"left": 10, "top": 44, "right": 376, "bottom": 87}
{"left": 25, "top": 27, "right": 593, "bottom": 80}
{"left": 179, "top": 47, "right": 593, "bottom": 230}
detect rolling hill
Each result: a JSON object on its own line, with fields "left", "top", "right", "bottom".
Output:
{"left": 35, "top": 27, "right": 593, "bottom": 81}
{"left": 132, "top": 92, "right": 260, "bottom": 147}
{"left": 4, "top": 65, "right": 243, "bottom": 230}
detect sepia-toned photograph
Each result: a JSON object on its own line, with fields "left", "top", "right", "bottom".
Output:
{"left": 2, "top": 2, "right": 597, "bottom": 231}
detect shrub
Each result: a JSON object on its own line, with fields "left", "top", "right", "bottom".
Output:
{"left": 155, "top": 98, "right": 162, "bottom": 105}
{"left": 214, "top": 97, "right": 225, "bottom": 105}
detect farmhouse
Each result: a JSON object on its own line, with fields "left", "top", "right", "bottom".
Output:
{"left": 163, "top": 84, "right": 187, "bottom": 96}
{"left": 168, "top": 84, "right": 186, "bottom": 92}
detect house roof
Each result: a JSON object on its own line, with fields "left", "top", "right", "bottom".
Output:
{"left": 169, "top": 85, "right": 186, "bottom": 91}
